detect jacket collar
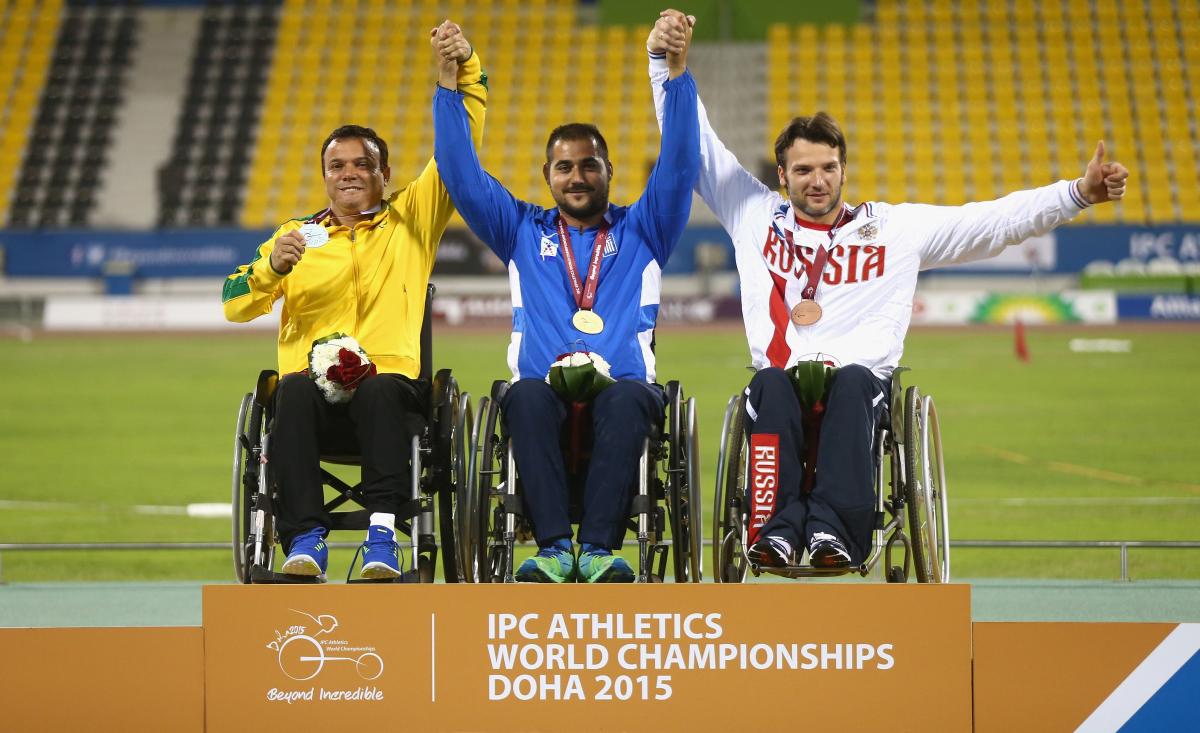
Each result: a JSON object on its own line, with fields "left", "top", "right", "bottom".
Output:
{"left": 775, "top": 200, "right": 878, "bottom": 240}
{"left": 313, "top": 200, "right": 390, "bottom": 232}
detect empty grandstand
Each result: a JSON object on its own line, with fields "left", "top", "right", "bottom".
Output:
{"left": 1, "top": 0, "right": 1196, "bottom": 230}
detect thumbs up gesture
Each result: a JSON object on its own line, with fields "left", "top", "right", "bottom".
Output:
{"left": 1076, "top": 140, "right": 1129, "bottom": 205}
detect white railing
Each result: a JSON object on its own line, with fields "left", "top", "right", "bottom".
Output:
{"left": 2, "top": 540, "right": 1198, "bottom": 583}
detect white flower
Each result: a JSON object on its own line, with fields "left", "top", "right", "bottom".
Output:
{"left": 547, "top": 351, "right": 612, "bottom": 376}
{"left": 590, "top": 352, "right": 612, "bottom": 375}
{"left": 308, "top": 333, "right": 373, "bottom": 404}
{"left": 545, "top": 350, "right": 615, "bottom": 402}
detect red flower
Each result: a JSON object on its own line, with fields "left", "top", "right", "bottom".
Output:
{"left": 325, "top": 347, "right": 376, "bottom": 388}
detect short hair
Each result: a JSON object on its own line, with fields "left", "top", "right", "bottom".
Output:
{"left": 545, "top": 123, "right": 609, "bottom": 162}
{"left": 774, "top": 112, "right": 847, "bottom": 168}
{"left": 320, "top": 125, "right": 389, "bottom": 171}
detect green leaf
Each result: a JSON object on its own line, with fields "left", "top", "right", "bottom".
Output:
{"left": 787, "top": 360, "right": 838, "bottom": 411}
{"left": 547, "top": 363, "right": 615, "bottom": 403}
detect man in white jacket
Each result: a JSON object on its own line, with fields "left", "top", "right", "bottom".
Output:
{"left": 647, "top": 12, "right": 1129, "bottom": 569}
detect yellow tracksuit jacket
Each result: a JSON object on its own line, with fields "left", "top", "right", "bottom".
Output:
{"left": 222, "top": 54, "right": 487, "bottom": 378}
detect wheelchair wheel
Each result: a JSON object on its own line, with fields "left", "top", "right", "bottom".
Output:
{"left": 453, "top": 390, "right": 476, "bottom": 582}
{"left": 903, "top": 386, "right": 951, "bottom": 583}
{"left": 666, "top": 382, "right": 703, "bottom": 583}
{"left": 474, "top": 381, "right": 510, "bottom": 583}
{"left": 713, "top": 392, "right": 750, "bottom": 583}
{"left": 233, "top": 391, "right": 274, "bottom": 582}
{"left": 433, "top": 370, "right": 463, "bottom": 583}
{"left": 231, "top": 392, "right": 254, "bottom": 583}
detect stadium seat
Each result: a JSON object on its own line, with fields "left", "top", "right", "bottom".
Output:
{"left": 2, "top": 0, "right": 1195, "bottom": 226}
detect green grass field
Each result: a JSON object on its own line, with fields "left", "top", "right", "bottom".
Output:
{"left": 1, "top": 324, "right": 1197, "bottom": 582}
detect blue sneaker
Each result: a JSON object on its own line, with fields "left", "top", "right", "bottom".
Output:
{"left": 360, "top": 525, "right": 402, "bottom": 579}
{"left": 281, "top": 526, "right": 328, "bottom": 578}
{"left": 578, "top": 546, "right": 635, "bottom": 583}
{"left": 515, "top": 541, "right": 576, "bottom": 583}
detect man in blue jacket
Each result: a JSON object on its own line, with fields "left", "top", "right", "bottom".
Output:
{"left": 432, "top": 13, "right": 699, "bottom": 582}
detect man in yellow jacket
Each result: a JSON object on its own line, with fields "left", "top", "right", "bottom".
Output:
{"left": 221, "top": 22, "right": 485, "bottom": 580}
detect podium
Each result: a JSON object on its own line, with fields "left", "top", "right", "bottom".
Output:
{"left": 203, "top": 584, "right": 973, "bottom": 731}
{"left": 6, "top": 584, "right": 1195, "bottom": 731}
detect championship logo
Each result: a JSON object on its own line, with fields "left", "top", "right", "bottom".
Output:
{"left": 267, "top": 609, "right": 383, "bottom": 682}
{"left": 263, "top": 609, "right": 387, "bottom": 704}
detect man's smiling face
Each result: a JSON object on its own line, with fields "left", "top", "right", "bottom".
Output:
{"left": 322, "top": 137, "right": 389, "bottom": 217}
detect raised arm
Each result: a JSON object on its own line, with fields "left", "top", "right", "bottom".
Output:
{"left": 646, "top": 11, "right": 775, "bottom": 237}
{"left": 432, "top": 32, "right": 524, "bottom": 262}
{"left": 905, "top": 141, "right": 1130, "bottom": 269}
{"left": 390, "top": 21, "right": 489, "bottom": 265}
{"left": 629, "top": 10, "right": 700, "bottom": 264}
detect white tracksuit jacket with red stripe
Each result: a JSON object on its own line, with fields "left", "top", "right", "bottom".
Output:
{"left": 649, "top": 55, "right": 1092, "bottom": 378}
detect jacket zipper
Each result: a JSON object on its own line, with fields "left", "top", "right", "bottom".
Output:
{"left": 350, "top": 224, "right": 362, "bottom": 331}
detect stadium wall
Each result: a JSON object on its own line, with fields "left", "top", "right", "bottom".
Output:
{"left": 598, "top": 0, "right": 862, "bottom": 38}
{"left": 4, "top": 224, "right": 1198, "bottom": 328}
{"left": 5, "top": 224, "right": 1198, "bottom": 279}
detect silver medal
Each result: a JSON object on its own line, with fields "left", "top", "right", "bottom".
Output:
{"left": 298, "top": 222, "right": 329, "bottom": 248}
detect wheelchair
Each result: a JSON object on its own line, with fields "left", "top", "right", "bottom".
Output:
{"left": 712, "top": 368, "right": 950, "bottom": 584}
{"left": 229, "top": 285, "right": 473, "bottom": 584}
{"left": 462, "top": 379, "right": 703, "bottom": 583}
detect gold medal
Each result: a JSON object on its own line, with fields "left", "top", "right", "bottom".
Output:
{"left": 572, "top": 309, "right": 604, "bottom": 334}
{"left": 790, "top": 300, "right": 822, "bottom": 326}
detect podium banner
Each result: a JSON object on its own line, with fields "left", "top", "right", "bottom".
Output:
{"left": 973, "top": 622, "right": 1200, "bottom": 733}
{"left": 204, "top": 583, "right": 971, "bottom": 732}
{"left": 0, "top": 627, "right": 204, "bottom": 733}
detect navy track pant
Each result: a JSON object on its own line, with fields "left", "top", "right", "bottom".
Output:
{"left": 746, "top": 365, "right": 889, "bottom": 564}
{"left": 501, "top": 378, "right": 665, "bottom": 549}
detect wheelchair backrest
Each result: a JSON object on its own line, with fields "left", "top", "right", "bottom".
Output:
{"left": 419, "top": 283, "right": 434, "bottom": 382}
{"left": 889, "top": 366, "right": 909, "bottom": 442}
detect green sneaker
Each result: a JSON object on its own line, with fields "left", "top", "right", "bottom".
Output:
{"left": 578, "top": 550, "right": 635, "bottom": 583}
{"left": 515, "top": 546, "right": 576, "bottom": 583}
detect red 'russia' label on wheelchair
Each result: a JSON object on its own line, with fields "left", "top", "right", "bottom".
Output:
{"left": 748, "top": 433, "right": 779, "bottom": 545}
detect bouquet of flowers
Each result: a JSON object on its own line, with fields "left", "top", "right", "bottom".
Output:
{"left": 545, "top": 351, "right": 615, "bottom": 403}
{"left": 308, "top": 333, "right": 376, "bottom": 404}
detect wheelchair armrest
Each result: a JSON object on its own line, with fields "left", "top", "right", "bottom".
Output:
{"left": 254, "top": 370, "right": 279, "bottom": 409}
{"left": 431, "top": 368, "right": 453, "bottom": 412}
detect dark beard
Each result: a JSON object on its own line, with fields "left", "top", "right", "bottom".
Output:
{"left": 556, "top": 191, "right": 608, "bottom": 222}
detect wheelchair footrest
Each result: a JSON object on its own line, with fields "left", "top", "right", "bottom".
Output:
{"left": 346, "top": 569, "right": 423, "bottom": 584}
{"left": 249, "top": 565, "right": 326, "bottom": 584}
{"left": 752, "top": 562, "right": 868, "bottom": 579}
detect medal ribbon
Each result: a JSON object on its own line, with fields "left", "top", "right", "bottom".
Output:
{"left": 556, "top": 217, "right": 610, "bottom": 311}
{"left": 784, "top": 205, "right": 850, "bottom": 301}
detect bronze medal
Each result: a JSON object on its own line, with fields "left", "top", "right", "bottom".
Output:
{"left": 791, "top": 300, "right": 822, "bottom": 326}
{"left": 783, "top": 206, "right": 848, "bottom": 329}
{"left": 572, "top": 309, "right": 605, "bottom": 334}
